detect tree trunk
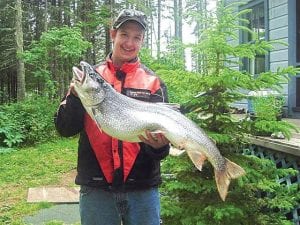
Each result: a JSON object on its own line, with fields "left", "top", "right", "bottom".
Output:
{"left": 15, "top": 0, "right": 25, "bottom": 101}
{"left": 50, "top": 0, "right": 58, "bottom": 27}
{"left": 178, "top": 0, "right": 182, "bottom": 41}
{"left": 174, "top": 0, "right": 178, "bottom": 39}
{"left": 148, "top": 0, "right": 154, "bottom": 55}
{"left": 157, "top": 0, "right": 161, "bottom": 59}
{"left": 200, "top": 0, "right": 208, "bottom": 74}
{"left": 63, "top": 0, "right": 71, "bottom": 26}
{"left": 195, "top": 0, "right": 202, "bottom": 72}
{"left": 35, "top": 1, "right": 44, "bottom": 40}
{"left": 45, "top": 0, "right": 48, "bottom": 31}
{"left": 79, "top": 0, "right": 97, "bottom": 62}
{"left": 58, "top": 0, "right": 62, "bottom": 25}
{"left": 72, "top": 0, "right": 77, "bottom": 24}
{"left": 144, "top": 0, "right": 149, "bottom": 49}
{"left": 105, "top": 0, "right": 114, "bottom": 56}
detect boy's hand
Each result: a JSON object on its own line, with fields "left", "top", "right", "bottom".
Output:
{"left": 138, "top": 130, "right": 169, "bottom": 149}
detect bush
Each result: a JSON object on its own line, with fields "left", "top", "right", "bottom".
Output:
{"left": 252, "top": 96, "right": 284, "bottom": 121}
{"left": 244, "top": 96, "right": 298, "bottom": 138}
{"left": 0, "top": 94, "right": 58, "bottom": 147}
{"left": 160, "top": 153, "right": 299, "bottom": 225}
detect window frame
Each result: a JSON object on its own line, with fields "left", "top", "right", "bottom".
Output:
{"left": 288, "top": 0, "right": 300, "bottom": 112}
{"left": 239, "top": 0, "right": 269, "bottom": 75}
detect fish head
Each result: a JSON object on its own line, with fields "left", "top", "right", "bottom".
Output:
{"left": 72, "top": 61, "right": 107, "bottom": 107}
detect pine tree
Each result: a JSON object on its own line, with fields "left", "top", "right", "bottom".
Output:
{"left": 158, "top": 1, "right": 300, "bottom": 224}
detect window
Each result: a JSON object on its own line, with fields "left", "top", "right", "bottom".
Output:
{"left": 241, "top": 2, "right": 266, "bottom": 75}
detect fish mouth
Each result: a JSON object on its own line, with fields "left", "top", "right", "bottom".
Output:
{"left": 72, "top": 66, "right": 86, "bottom": 84}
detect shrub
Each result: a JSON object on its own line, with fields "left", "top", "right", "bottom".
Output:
{"left": 160, "top": 153, "right": 299, "bottom": 225}
{"left": 0, "top": 94, "right": 58, "bottom": 147}
{"left": 244, "top": 96, "right": 298, "bottom": 138}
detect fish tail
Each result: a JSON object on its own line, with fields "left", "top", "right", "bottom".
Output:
{"left": 214, "top": 158, "right": 245, "bottom": 201}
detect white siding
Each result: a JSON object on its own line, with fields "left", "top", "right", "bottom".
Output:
{"left": 270, "top": 49, "right": 289, "bottom": 62}
{"left": 224, "top": 0, "right": 290, "bottom": 111}
{"left": 269, "top": 4, "right": 288, "bottom": 19}
{"left": 269, "top": 15, "right": 288, "bottom": 30}
{"left": 268, "top": 0, "right": 289, "bottom": 99}
{"left": 271, "top": 37, "right": 288, "bottom": 51}
{"left": 270, "top": 26, "right": 288, "bottom": 40}
{"left": 269, "top": 0, "right": 287, "bottom": 8}
{"left": 270, "top": 61, "right": 289, "bottom": 72}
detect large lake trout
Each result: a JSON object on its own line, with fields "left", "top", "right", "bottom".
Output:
{"left": 72, "top": 61, "right": 245, "bottom": 201}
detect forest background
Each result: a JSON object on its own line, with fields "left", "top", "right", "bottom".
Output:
{"left": 0, "top": 0, "right": 213, "bottom": 102}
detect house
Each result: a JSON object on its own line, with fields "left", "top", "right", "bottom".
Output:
{"left": 225, "top": 0, "right": 300, "bottom": 118}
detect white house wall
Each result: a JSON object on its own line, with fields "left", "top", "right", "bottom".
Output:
{"left": 225, "top": 0, "right": 290, "bottom": 114}
{"left": 268, "top": 0, "right": 289, "bottom": 111}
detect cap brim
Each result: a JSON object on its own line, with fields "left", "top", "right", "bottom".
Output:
{"left": 114, "top": 18, "right": 146, "bottom": 30}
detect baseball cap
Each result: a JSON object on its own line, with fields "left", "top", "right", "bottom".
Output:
{"left": 113, "top": 9, "right": 147, "bottom": 30}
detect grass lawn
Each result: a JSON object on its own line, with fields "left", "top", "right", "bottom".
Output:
{"left": 0, "top": 137, "right": 78, "bottom": 225}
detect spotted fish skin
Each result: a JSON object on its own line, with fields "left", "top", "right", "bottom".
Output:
{"left": 72, "top": 61, "right": 245, "bottom": 201}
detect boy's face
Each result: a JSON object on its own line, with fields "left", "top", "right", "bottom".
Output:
{"left": 110, "top": 21, "right": 144, "bottom": 66}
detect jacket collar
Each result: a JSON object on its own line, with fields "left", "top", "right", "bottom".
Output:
{"left": 106, "top": 53, "right": 140, "bottom": 74}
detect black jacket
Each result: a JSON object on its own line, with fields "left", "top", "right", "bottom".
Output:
{"left": 54, "top": 59, "right": 169, "bottom": 191}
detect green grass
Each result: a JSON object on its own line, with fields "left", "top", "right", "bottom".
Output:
{"left": 0, "top": 137, "right": 78, "bottom": 225}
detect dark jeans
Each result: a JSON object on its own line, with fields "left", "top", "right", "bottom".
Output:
{"left": 79, "top": 185, "right": 161, "bottom": 225}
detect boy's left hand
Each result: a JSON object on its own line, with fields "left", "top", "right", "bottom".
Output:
{"left": 138, "top": 130, "right": 169, "bottom": 149}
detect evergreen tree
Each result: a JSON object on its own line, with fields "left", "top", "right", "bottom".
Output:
{"left": 157, "top": 1, "right": 300, "bottom": 224}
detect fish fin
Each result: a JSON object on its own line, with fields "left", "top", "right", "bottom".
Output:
{"left": 225, "top": 158, "right": 246, "bottom": 179}
{"left": 169, "top": 146, "right": 186, "bottom": 156}
{"left": 186, "top": 151, "right": 207, "bottom": 171}
{"left": 214, "top": 158, "right": 246, "bottom": 201}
